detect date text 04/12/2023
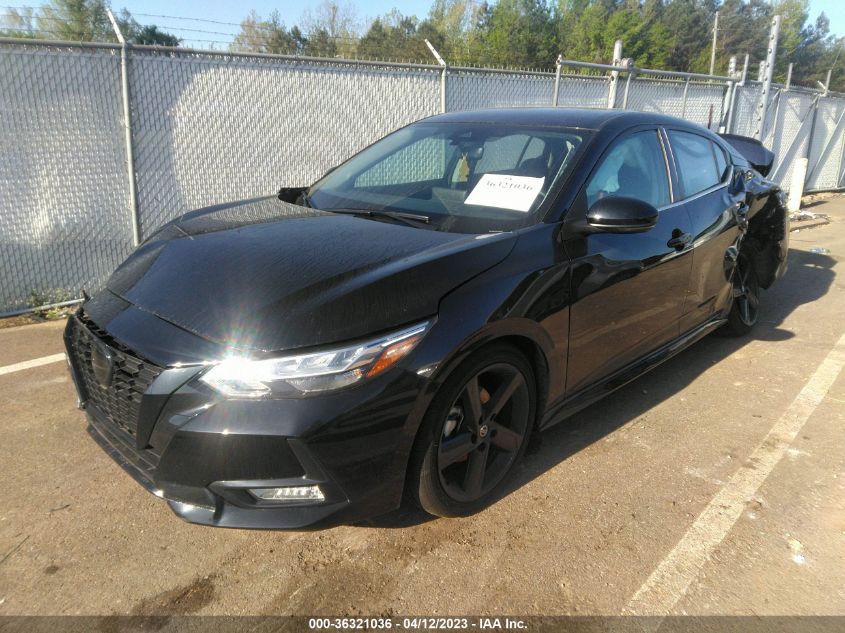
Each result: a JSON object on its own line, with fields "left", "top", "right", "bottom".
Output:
{"left": 307, "top": 617, "right": 528, "bottom": 630}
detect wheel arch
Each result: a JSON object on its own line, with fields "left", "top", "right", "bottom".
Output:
{"left": 401, "top": 324, "right": 553, "bottom": 512}
{"left": 427, "top": 319, "right": 554, "bottom": 431}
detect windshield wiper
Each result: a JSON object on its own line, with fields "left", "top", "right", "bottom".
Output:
{"left": 328, "top": 208, "right": 431, "bottom": 227}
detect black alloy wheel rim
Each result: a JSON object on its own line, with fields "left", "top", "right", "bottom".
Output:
{"left": 437, "top": 362, "right": 531, "bottom": 503}
{"left": 733, "top": 258, "right": 760, "bottom": 327}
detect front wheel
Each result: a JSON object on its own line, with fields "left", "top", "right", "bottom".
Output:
{"left": 723, "top": 253, "right": 761, "bottom": 336}
{"left": 408, "top": 344, "right": 536, "bottom": 518}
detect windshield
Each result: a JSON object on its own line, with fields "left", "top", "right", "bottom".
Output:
{"left": 308, "top": 122, "right": 589, "bottom": 233}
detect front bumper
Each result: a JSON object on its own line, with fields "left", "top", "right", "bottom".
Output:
{"left": 65, "top": 313, "right": 434, "bottom": 530}
{"left": 84, "top": 407, "right": 350, "bottom": 529}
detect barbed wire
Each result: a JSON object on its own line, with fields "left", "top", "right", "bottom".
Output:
{"left": 2, "top": 5, "right": 360, "bottom": 36}
{"left": 0, "top": 7, "right": 400, "bottom": 48}
{"left": 0, "top": 4, "right": 688, "bottom": 72}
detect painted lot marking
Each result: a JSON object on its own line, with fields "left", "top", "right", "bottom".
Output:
{"left": 0, "top": 353, "right": 66, "bottom": 377}
{"left": 626, "top": 330, "right": 845, "bottom": 616}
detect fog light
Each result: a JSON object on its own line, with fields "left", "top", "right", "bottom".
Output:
{"left": 249, "top": 485, "right": 325, "bottom": 503}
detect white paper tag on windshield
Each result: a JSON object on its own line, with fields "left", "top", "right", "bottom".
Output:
{"left": 465, "top": 174, "right": 545, "bottom": 212}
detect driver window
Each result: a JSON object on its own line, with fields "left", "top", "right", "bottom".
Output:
{"left": 586, "top": 131, "right": 670, "bottom": 209}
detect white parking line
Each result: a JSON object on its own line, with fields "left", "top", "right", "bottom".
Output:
{"left": 0, "top": 353, "right": 66, "bottom": 377}
{"left": 625, "top": 330, "right": 845, "bottom": 616}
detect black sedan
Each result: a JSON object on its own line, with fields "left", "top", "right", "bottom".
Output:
{"left": 65, "top": 108, "right": 788, "bottom": 529}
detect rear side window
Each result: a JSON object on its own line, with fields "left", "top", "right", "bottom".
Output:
{"left": 585, "top": 131, "right": 670, "bottom": 209}
{"left": 668, "top": 130, "right": 722, "bottom": 198}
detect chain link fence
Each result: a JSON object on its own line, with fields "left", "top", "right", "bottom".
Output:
{"left": 0, "top": 42, "right": 135, "bottom": 313}
{"left": 2, "top": 39, "right": 845, "bottom": 313}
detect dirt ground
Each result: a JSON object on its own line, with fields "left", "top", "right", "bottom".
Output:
{"left": 1, "top": 198, "right": 844, "bottom": 619}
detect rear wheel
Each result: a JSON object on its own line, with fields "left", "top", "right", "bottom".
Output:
{"left": 723, "top": 253, "right": 760, "bottom": 336}
{"left": 409, "top": 344, "right": 536, "bottom": 517}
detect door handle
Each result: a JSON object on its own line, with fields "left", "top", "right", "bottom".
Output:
{"left": 667, "top": 232, "right": 692, "bottom": 250}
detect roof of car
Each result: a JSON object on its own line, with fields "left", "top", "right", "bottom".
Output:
{"left": 426, "top": 107, "right": 698, "bottom": 131}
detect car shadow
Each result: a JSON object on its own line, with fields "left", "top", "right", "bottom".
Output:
{"left": 357, "top": 248, "right": 835, "bottom": 529}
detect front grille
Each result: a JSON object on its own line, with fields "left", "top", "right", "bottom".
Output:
{"left": 68, "top": 313, "right": 163, "bottom": 438}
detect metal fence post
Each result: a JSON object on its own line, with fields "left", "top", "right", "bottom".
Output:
{"left": 552, "top": 55, "right": 562, "bottom": 106}
{"left": 837, "top": 113, "right": 845, "bottom": 188}
{"left": 621, "top": 59, "right": 634, "bottom": 110}
{"left": 725, "top": 54, "right": 748, "bottom": 134}
{"left": 709, "top": 11, "right": 719, "bottom": 77}
{"left": 681, "top": 77, "right": 691, "bottom": 118}
{"left": 803, "top": 71, "right": 830, "bottom": 188}
{"left": 607, "top": 40, "right": 623, "bottom": 109}
{"left": 425, "top": 39, "right": 447, "bottom": 113}
{"left": 718, "top": 56, "right": 737, "bottom": 132}
{"left": 106, "top": 9, "right": 140, "bottom": 246}
{"left": 754, "top": 15, "right": 781, "bottom": 141}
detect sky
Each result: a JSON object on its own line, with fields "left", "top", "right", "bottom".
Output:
{"left": 3, "top": 0, "right": 845, "bottom": 49}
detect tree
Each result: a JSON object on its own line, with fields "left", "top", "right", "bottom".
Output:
{"left": 357, "top": 11, "right": 443, "bottom": 62}
{"left": 700, "top": 0, "right": 771, "bottom": 74}
{"left": 561, "top": 0, "right": 614, "bottom": 64}
{"left": 231, "top": 10, "right": 305, "bottom": 55}
{"left": 300, "top": 0, "right": 359, "bottom": 57}
{"left": 131, "top": 25, "right": 181, "bottom": 47}
{"left": 36, "top": 0, "right": 115, "bottom": 42}
{"left": 480, "top": 0, "right": 556, "bottom": 67}
{"left": 790, "top": 13, "right": 844, "bottom": 90}
{"left": 659, "top": 0, "right": 712, "bottom": 72}
{"left": 773, "top": 0, "right": 809, "bottom": 78}
{"left": 0, "top": 6, "right": 39, "bottom": 38}
{"left": 427, "top": 0, "right": 479, "bottom": 61}
{"left": 303, "top": 27, "right": 338, "bottom": 57}
{"left": 2, "top": 2, "right": 178, "bottom": 46}
{"left": 111, "top": 10, "right": 180, "bottom": 46}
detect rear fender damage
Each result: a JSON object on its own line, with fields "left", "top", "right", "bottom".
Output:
{"left": 742, "top": 190, "right": 788, "bottom": 289}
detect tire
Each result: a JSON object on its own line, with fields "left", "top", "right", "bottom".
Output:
{"left": 723, "top": 252, "right": 761, "bottom": 336}
{"left": 408, "top": 343, "right": 537, "bottom": 518}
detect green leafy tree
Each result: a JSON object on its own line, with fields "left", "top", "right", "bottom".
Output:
{"left": 113, "top": 10, "right": 180, "bottom": 46}
{"left": 697, "top": 0, "right": 771, "bottom": 74}
{"left": 36, "top": 0, "right": 114, "bottom": 42}
{"left": 231, "top": 10, "right": 306, "bottom": 55}
{"left": 0, "top": 7, "right": 39, "bottom": 38}
{"left": 427, "top": 0, "right": 479, "bottom": 61}
{"left": 2, "top": 3, "right": 178, "bottom": 45}
{"left": 357, "top": 10, "right": 444, "bottom": 62}
{"left": 300, "top": 0, "right": 359, "bottom": 57}
{"left": 562, "top": 0, "right": 613, "bottom": 63}
{"left": 480, "top": 0, "right": 556, "bottom": 67}
{"left": 660, "top": 0, "right": 713, "bottom": 72}
{"left": 303, "top": 27, "right": 338, "bottom": 57}
{"left": 131, "top": 25, "right": 181, "bottom": 47}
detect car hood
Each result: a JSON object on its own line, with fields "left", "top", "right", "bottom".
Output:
{"left": 104, "top": 197, "right": 516, "bottom": 352}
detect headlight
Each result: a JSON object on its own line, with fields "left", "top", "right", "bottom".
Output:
{"left": 200, "top": 321, "right": 431, "bottom": 398}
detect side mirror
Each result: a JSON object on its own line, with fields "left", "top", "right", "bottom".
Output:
{"left": 728, "top": 166, "right": 747, "bottom": 195}
{"left": 585, "top": 196, "right": 658, "bottom": 234}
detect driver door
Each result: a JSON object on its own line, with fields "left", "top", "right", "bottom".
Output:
{"left": 564, "top": 128, "right": 695, "bottom": 394}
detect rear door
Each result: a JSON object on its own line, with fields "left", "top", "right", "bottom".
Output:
{"left": 663, "top": 128, "right": 744, "bottom": 332}
{"left": 564, "top": 128, "right": 695, "bottom": 394}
